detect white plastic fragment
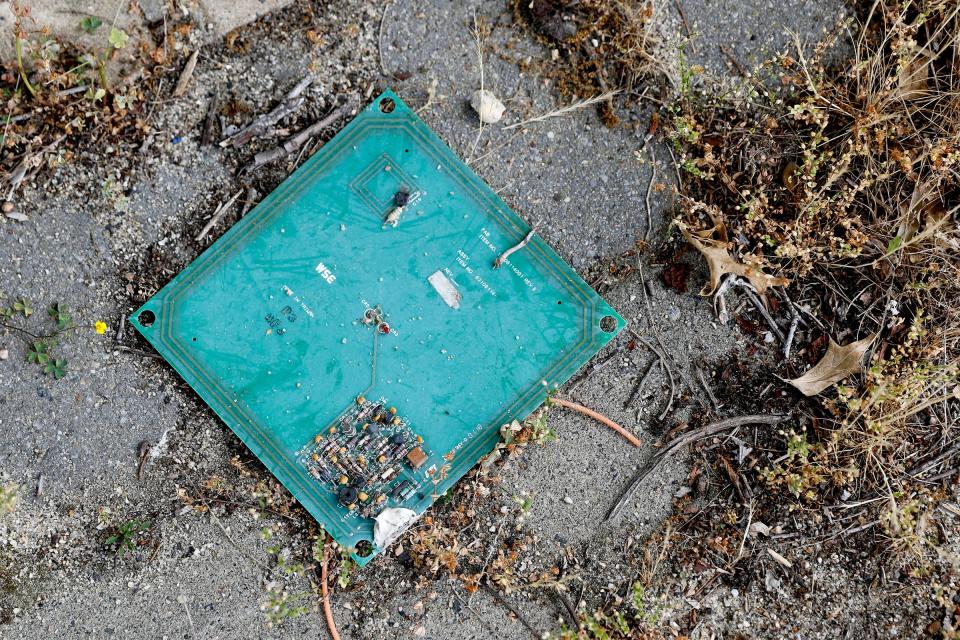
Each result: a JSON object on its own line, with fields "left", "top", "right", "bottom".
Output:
{"left": 427, "top": 270, "right": 462, "bottom": 310}
{"left": 373, "top": 507, "right": 418, "bottom": 549}
{"left": 470, "top": 89, "right": 506, "bottom": 124}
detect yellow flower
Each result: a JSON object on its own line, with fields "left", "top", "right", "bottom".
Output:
{"left": 94, "top": 321, "right": 107, "bottom": 335}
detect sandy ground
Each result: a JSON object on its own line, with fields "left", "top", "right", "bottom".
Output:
{"left": 0, "top": 0, "right": 855, "bottom": 638}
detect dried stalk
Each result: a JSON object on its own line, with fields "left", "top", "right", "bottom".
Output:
{"left": 606, "top": 414, "right": 790, "bottom": 521}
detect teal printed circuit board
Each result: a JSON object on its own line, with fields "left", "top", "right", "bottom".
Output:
{"left": 132, "top": 91, "right": 625, "bottom": 565}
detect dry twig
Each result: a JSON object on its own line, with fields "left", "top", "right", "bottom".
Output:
{"left": 243, "top": 103, "right": 353, "bottom": 173}
{"left": 606, "top": 414, "right": 790, "bottom": 521}
{"left": 220, "top": 77, "right": 312, "bottom": 148}
{"left": 504, "top": 91, "right": 620, "bottom": 130}
{"left": 195, "top": 189, "right": 244, "bottom": 242}
{"left": 623, "top": 357, "right": 660, "bottom": 409}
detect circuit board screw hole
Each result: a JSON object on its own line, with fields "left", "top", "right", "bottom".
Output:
{"left": 599, "top": 315, "right": 617, "bottom": 333}
{"left": 138, "top": 310, "right": 156, "bottom": 328}
{"left": 356, "top": 540, "right": 374, "bottom": 557}
{"left": 379, "top": 98, "right": 396, "bottom": 113}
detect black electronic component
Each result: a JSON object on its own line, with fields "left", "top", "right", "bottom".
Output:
{"left": 337, "top": 486, "right": 358, "bottom": 506}
{"left": 394, "top": 190, "right": 410, "bottom": 207}
{"left": 390, "top": 432, "right": 406, "bottom": 445}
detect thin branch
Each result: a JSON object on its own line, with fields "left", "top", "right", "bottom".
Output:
{"left": 623, "top": 357, "right": 660, "bottom": 409}
{"left": 606, "top": 414, "right": 790, "bottom": 521}
{"left": 220, "top": 76, "right": 312, "bottom": 148}
{"left": 643, "top": 147, "right": 657, "bottom": 242}
{"left": 172, "top": 48, "right": 200, "bottom": 97}
{"left": 243, "top": 102, "right": 353, "bottom": 173}
{"left": 195, "top": 189, "right": 244, "bottom": 242}
{"left": 483, "top": 585, "right": 540, "bottom": 639}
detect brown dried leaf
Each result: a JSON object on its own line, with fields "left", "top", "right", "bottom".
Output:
{"left": 788, "top": 334, "right": 876, "bottom": 396}
{"left": 679, "top": 221, "right": 789, "bottom": 296}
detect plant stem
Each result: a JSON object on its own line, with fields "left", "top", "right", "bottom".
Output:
{"left": 15, "top": 34, "right": 37, "bottom": 97}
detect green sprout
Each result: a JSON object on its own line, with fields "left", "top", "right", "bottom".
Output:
{"left": 80, "top": 16, "right": 103, "bottom": 34}
{"left": 105, "top": 519, "right": 150, "bottom": 554}
{"left": 108, "top": 27, "right": 129, "bottom": 49}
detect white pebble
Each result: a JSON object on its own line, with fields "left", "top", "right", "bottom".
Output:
{"left": 470, "top": 89, "right": 506, "bottom": 124}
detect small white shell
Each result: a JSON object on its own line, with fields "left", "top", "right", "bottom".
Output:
{"left": 470, "top": 89, "right": 506, "bottom": 124}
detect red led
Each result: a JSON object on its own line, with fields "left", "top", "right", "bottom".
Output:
{"left": 378, "top": 322, "right": 390, "bottom": 334}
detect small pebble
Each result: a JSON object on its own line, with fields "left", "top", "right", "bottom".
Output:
{"left": 0, "top": 349, "right": 7, "bottom": 360}
{"left": 563, "top": 496, "right": 573, "bottom": 505}
{"left": 1, "top": 201, "right": 13, "bottom": 213}
{"left": 470, "top": 89, "right": 506, "bottom": 124}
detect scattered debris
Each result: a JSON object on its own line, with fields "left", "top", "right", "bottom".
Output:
{"left": 201, "top": 94, "right": 221, "bottom": 146}
{"left": 623, "top": 357, "right": 660, "bottom": 409}
{"left": 766, "top": 548, "right": 792, "bottom": 569}
{"left": 243, "top": 102, "right": 354, "bottom": 173}
{"left": 504, "top": 91, "right": 618, "bottom": 130}
{"left": 606, "top": 414, "right": 790, "bottom": 521}
{"left": 678, "top": 220, "right": 789, "bottom": 297}
{"left": 136, "top": 439, "right": 153, "bottom": 481}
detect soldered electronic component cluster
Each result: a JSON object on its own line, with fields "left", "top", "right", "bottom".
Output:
{"left": 298, "top": 395, "right": 430, "bottom": 517}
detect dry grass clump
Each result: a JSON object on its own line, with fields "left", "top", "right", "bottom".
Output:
{"left": 512, "top": 0, "right": 664, "bottom": 125}
{"left": 0, "top": 7, "right": 197, "bottom": 200}
{"left": 672, "top": 0, "right": 959, "bottom": 570}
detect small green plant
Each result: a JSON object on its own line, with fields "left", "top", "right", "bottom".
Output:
{"left": 11, "top": 299, "right": 32, "bottom": 317}
{"left": 79, "top": 16, "right": 102, "bottom": 34}
{"left": 47, "top": 302, "right": 73, "bottom": 330}
{"left": 528, "top": 409, "right": 557, "bottom": 444}
{"left": 260, "top": 527, "right": 312, "bottom": 626}
{"left": 108, "top": 26, "right": 129, "bottom": 50}
{"left": 0, "top": 297, "right": 86, "bottom": 380}
{"left": 336, "top": 547, "right": 355, "bottom": 589}
{"left": 557, "top": 582, "right": 662, "bottom": 639}
{"left": 105, "top": 519, "right": 150, "bottom": 554}
{"left": 512, "top": 494, "right": 533, "bottom": 517}
{"left": 261, "top": 583, "right": 310, "bottom": 627}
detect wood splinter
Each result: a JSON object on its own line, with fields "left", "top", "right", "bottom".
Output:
{"left": 493, "top": 229, "right": 535, "bottom": 269}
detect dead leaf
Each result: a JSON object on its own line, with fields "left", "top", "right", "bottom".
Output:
{"left": 678, "top": 220, "right": 789, "bottom": 296}
{"left": 898, "top": 49, "right": 932, "bottom": 100}
{"left": 767, "top": 547, "right": 792, "bottom": 569}
{"left": 788, "top": 334, "right": 876, "bottom": 396}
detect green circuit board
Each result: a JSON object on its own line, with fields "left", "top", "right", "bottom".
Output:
{"left": 131, "top": 90, "right": 624, "bottom": 565}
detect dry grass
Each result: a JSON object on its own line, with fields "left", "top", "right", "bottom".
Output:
{"left": 671, "top": 0, "right": 959, "bottom": 572}
{"left": 512, "top": 0, "right": 665, "bottom": 125}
